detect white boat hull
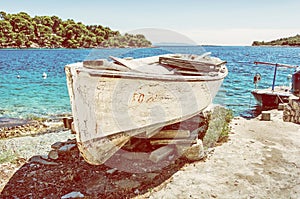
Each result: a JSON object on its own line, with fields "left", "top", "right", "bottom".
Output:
{"left": 65, "top": 55, "right": 227, "bottom": 165}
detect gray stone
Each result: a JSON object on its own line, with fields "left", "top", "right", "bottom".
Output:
{"left": 177, "top": 139, "right": 205, "bottom": 161}
{"left": 106, "top": 168, "right": 118, "bottom": 174}
{"left": 61, "top": 191, "right": 84, "bottom": 199}
{"left": 51, "top": 141, "right": 64, "bottom": 149}
{"left": 48, "top": 150, "right": 59, "bottom": 160}
{"left": 29, "top": 155, "right": 59, "bottom": 166}
{"left": 58, "top": 144, "right": 76, "bottom": 152}
{"left": 114, "top": 179, "right": 141, "bottom": 189}
{"left": 85, "top": 176, "right": 107, "bottom": 194}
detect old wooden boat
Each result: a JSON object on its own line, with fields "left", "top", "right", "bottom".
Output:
{"left": 65, "top": 53, "right": 228, "bottom": 165}
{"left": 251, "top": 86, "right": 292, "bottom": 108}
{"left": 251, "top": 61, "right": 299, "bottom": 109}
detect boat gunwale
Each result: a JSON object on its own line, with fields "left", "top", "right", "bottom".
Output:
{"left": 66, "top": 63, "right": 228, "bottom": 82}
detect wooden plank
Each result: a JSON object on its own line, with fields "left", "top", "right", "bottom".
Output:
{"left": 149, "top": 145, "right": 174, "bottom": 163}
{"left": 150, "top": 130, "right": 190, "bottom": 139}
{"left": 159, "top": 56, "right": 225, "bottom": 72}
{"left": 175, "top": 70, "right": 218, "bottom": 76}
{"left": 150, "top": 139, "right": 197, "bottom": 146}
{"left": 261, "top": 111, "right": 271, "bottom": 121}
{"left": 121, "top": 152, "right": 149, "bottom": 160}
{"left": 63, "top": 117, "right": 73, "bottom": 129}
{"left": 254, "top": 61, "right": 298, "bottom": 68}
{"left": 83, "top": 59, "right": 130, "bottom": 71}
{"left": 110, "top": 56, "right": 172, "bottom": 74}
{"left": 145, "top": 126, "right": 163, "bottom": 138}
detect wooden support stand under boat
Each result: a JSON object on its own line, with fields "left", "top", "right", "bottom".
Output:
{"left": 63, "top": 112, "right": 208, "bottom": 163}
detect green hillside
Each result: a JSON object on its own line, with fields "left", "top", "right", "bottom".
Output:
{"left": 252, "top": 34, "right": 300, "bottom": 47}
{"left": 0, "top": 11, "right": 152, "bottom": 48}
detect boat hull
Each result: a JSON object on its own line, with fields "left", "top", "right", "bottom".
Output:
{"left": 65, "top": 60, "right": 227, "bottom": 165}
{"left": 251, "top": 87, "right": 291, "bottom": 109}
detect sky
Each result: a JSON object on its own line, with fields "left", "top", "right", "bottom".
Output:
{"left": 1, "top": 0, "right": 300, "bottom": 46}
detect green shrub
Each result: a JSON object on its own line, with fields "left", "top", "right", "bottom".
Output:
{"left": 202, "top": 106, "right": 233, "bottom": 148}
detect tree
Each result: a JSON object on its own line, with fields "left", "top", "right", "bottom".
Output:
{"left": 0, "top": 11, "right": 7, "bottom": 20}
{"left": 0, "top": 11, "right": 151, "bottom": 48}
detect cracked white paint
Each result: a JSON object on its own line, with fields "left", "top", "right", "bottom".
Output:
{"left": 65, "top": 57, "right": 227, "bottom": 164}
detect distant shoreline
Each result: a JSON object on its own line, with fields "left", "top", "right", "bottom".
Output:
{"left": 1, "top": 45, "right": 300, "bottom": 50}
{"left": 252, "top": 34, "right": 300, "bottom": 47}
{"left": 252, "top": 44, "right": 300, "bottom": 47}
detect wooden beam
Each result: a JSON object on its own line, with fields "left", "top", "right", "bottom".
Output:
{"left": 150, "top": 139, "right": 196, "bottom": 146}
{"left": 149, "top": 145, "right": 174, "bottom": 163}
{"left": 121, "top": 152, "right": 149, "bottom": 160}
{"left": 254, "top": 61, "right": 298, "bottom": 69}
{"left": 150, "top": 130, "right": 190, "bottom": 139}
{"left": 63, "top": 117, "right": 73, "bottom": 129}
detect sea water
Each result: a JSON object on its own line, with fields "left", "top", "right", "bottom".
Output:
{"left": 1, "top": 46, "right": 300, "bottom": 119}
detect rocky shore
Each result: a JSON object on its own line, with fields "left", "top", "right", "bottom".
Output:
{"left": 0, "top": 108, "right": 299, "bottom": 198}
{"left": 0, "top": 119, "right": 65, "bottom": 139}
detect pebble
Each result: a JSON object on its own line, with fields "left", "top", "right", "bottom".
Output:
{"left": 134, "top": 189, "right": 140, "bottom": 195}
{"left": 61, "top": 191, "right": 84, "bottom": 199}
{"left": 0, "top": 130, "right": 75, "bottom": 161}
{"left": 29, "top": 155, "right": 59, "bottom": 166}
{"left": 106, "top": 168, "right": 118, "bottom": 174}
{"left": 59, "top": 144, "right": 76, "bottom": 152}
{"left": 48, "top": 150, "right": 59, "bottom": 160}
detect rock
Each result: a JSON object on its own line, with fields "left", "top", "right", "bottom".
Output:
{"left": 61, "top": 191, "right": 84, "bottom": 199}
{"left": 30, "top": 43, "right": 40, "bottom": 48}
{"left": 48, "top": 150, "right": 59, "bottom": 160}
{"left": 106, "top": 168, "right": 118, "bottom": 174}
{"left": 149, "top": 145, "right": 174, "bottom": 163}
{"left": 29, "top": 155, "right": 59, "bottom": 166}
{"left": 134, "top": 189, "right": 140, "bottom": 195}
{"left": 51, "top": 142, "right": 64, "bottom": 149}
{"left": 177, "top": 139, "right": 205, "bottom": 161}
{"left": 145, "top": 173, "right": 159, "bottom": 180}
{"left": 85, "top": 176, "right": 107, "bottom": 194}
{"left": 114, "top": 179, "right": 141, "bottom": 189}
{"left": 58, "top": 144, "right": 76, "bottom": 153}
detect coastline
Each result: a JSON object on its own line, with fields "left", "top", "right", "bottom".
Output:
{"left": 0, "top": 109, "right": 299, "bottom": 198}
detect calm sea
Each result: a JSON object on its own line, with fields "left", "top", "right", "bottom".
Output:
{"left": 1, "top": 46, "right": 300, "bottom": 119}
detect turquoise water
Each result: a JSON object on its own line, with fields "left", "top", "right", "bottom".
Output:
{"left": 0, "top": 46, "right": 299, "bottom": 119}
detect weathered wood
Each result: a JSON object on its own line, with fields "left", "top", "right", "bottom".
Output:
{"left": 149, "top": 145, "right": 174, "bottom": 163}
{"left": 150, "top": 130, "right": 190, "bottom": 139}
{"left": 110, "top": 56, "right": 172, "bottom": 74}
{"left": 121, "top": 152, "right": 149, "bottom": 160}
{"left": 159, "top": 56, "right": 225, "bottom": 72}
{"left": 175, "top": 69, "right": 219, "bottom": 76}
{"left": 261, "top": 111, "right": 271, "bottom": 121}
{"left": 122, "top": 138, "right": 143, "bottom": 150}
{"left": 254, "top": 61, "right": 298, "bottom": 69}
{"left": 83, "top": 59, "right": 130, "bottom": 71}
{"left": 150, "top": 139, "right": 197, "bottom": 146}
{"left": 145, "top": 126, "right": 163, "bottom": 138}
{"left": 63, "top": 117, "right": 73, "bottom": 129}
{"left": 65, "top": 53, "right": 228, "bottom": 165}
{"left": 278, "top": 103, "right": 285, "bottom": 110}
